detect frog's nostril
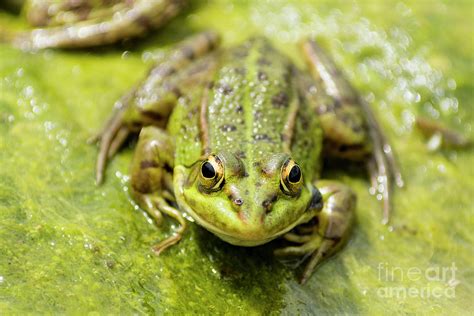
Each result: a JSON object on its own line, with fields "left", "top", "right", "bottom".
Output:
{"left": 262, "top": 194, "right": 277, "bottom": 214}
{"left": 233, "top": 198, "right": 243, "bottom": 206}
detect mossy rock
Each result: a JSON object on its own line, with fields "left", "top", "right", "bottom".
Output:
{"left": 0, "top": 0, "right": 472, "bottom": 314}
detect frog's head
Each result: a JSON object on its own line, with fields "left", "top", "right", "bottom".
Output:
{"left": 174, "top": 152, "right": 323, "bottom": 246}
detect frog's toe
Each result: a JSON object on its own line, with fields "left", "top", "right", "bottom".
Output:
{"left": 300, "top": 238, "right": 338, "bottom": 284}
{"left": 152, "top": 234, "right": 182, "bottom": 256}
{"left": 95, "top": 99, "right": 132, "bottom": 184}
{"left": 282, "top": 232, "right": 312, "bottom": 243}
{"left": 274, "top": 234, "right": 322, "bottom": 256}
{"left": 136, "top": 195, "right": 187, "bottom": 256}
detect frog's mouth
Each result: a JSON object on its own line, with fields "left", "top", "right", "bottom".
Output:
{"left": 179, "top": 197, "right": 309, "bottom": 246}
{"left": 173, "top": 166, "right": 314, "bottom": 246}
{"left": 184, "top": 202, "right": 309, "bottom": 246}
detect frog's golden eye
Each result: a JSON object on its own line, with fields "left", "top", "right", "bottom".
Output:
{"left": 199, "top": 155, "right": 225, "bottom": 192}
{"left": 280, "top": 159, "right": 303, "bottom": 196}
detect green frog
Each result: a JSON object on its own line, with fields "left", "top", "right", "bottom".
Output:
{"left": 12, "top": 0, "right": 185, "bottom": 49}
{"left": 93, "top": 32, "right": 402, "bottom": 283}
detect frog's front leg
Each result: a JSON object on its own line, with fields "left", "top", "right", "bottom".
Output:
{"left": 15, "top": 0, "right": 186, "bottom": 49}
{"left": 275, "top": 180, "right": 355, "bottom": 284}
{"left": 131, "top": 126, "right": 186, "bottom": 254}
{"left": 301, "top": 39, "right": 403, "bottom": 224}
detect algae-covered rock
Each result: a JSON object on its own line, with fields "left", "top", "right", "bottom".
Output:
{"left": 0, "top": 0, "right": 472, "bottom": 314}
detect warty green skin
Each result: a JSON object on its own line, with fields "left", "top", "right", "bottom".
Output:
{"left": 13, "top": 0, "right": 185, "bottom": 49}
{"left": 95, "top": 32, "right": 399, "bottom": 282}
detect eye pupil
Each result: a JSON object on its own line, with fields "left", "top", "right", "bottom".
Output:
{"left": 202, "top": 161, "right": 216, "bottom": 178}
{"left": 288, "top": 165, "right": 301, "bottom": 183}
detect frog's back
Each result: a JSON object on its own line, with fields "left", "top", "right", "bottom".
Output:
{"left": 202, "top": 37, "right": 295, "bottom": 159}
{"left": 171, "top": 37, "right": 322, "bottom": 177}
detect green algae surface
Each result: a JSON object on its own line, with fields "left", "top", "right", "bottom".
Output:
{"left": 0, "top": 0, "right": 473, "bottom": 314}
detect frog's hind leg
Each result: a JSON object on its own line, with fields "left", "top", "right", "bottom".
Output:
{"left": 301, "top": 39, "right": 403, "bottom": 224}
{"left": 94, "top": 31, "right": 220, "bottom": 184}
{"left": 15, "top": 0, "right": 186, "bottom": 49}
{"left": 275, "top": 180, "right": 355, "bottom": 284}
{"left": 130, "top": 126, "right": 187, "bottom": 254}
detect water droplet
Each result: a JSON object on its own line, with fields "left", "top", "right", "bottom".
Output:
{"left": 121, "top": 51, "right": 130, "bottom": 59}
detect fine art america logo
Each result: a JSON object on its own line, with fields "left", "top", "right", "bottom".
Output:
{"left": 375, "top": 262, "right": 459, "bottom": 299}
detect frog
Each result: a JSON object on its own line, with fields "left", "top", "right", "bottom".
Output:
{"left": 10, "top": 0, "right": 186, "bottom": 50}
{"left": 93, "top": 31, "right": 402, "bottom": 283}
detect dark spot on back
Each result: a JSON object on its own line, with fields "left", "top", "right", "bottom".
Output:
{"left": 220, "top": 124, "right": 237, "bottom": 132}
{"left": 253, "top": 134, "right": 271, "bottom": 141}
{"left": 235, "top": 105, "right": 244, "bottom": 113}
{"left": 216, "top": 82, "right": 233, "bottom": 95}
{"left": 253, "top": 110, "right": 263, "bottom": 120}
{"left": 272, "top": 92, "right": 289, "bottom": 108}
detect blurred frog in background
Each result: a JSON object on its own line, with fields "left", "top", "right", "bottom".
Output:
{"left": 5, "top": 0, "right": 186, "bottom": 49}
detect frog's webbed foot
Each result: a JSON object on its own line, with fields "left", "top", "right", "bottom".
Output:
{"left": 301, "top": 39, "right": 403, "bottom": 224}
{"left": 276, "top": 234, "right": 339, "bottom": 284}
{"left": 275, "top": 180, "right": 355, "bottom": 284}
{"left": 139, "top": 194, "right": 187, "bottom": 255}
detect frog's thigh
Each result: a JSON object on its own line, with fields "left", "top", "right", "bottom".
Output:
{"left": 299, "top": 54, "right": 370, "bottom": 159}
{"left": 301, "top": 39, "right": 403, "bottom": 223}
{"left": 131, "top": 126, "right": 186, "bottom": 255}
{"left": 275, "top": 180, "right": 355, "bottom": 284}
